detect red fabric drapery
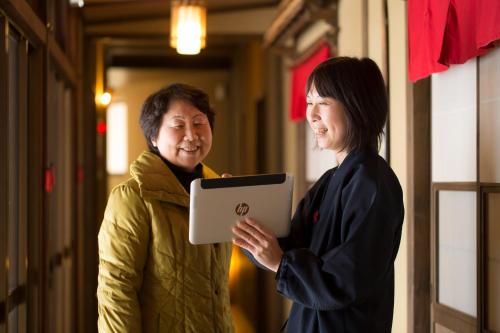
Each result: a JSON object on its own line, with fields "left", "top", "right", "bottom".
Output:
{"left": 408, "top": 0, "right": 500, "bottom": 82}
{"left": 290, "top": 43, "right": 330, "bottom": 121}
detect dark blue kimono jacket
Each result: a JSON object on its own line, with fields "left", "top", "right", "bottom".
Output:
{"left": 276, "top": 149, "right": 404, "bottom": 333}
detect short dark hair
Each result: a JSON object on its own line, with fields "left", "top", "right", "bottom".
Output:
{"left": 139, "top": 83, "right": 215, "bottom": 151}
{"left": 306, "top": 57, "right": 387, "bottom": 153}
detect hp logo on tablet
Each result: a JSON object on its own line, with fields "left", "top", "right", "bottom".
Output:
{"left": 235, "top": 203, "right": 249, "bottom": 216}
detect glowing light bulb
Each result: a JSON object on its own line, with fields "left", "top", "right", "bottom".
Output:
{"left": 100, "top": 92, "right": 112, "bottom": 106}
{"left": 170, "top": 1, "right": 206, "bottom": 55}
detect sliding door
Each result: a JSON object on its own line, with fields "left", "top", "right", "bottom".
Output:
{"left": 430, "top": 47, "right": 500, "bottom": 332}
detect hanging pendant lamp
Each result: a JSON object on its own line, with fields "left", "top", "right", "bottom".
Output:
{"left": 170, "top": 0, "right": 207, "bottom": 55}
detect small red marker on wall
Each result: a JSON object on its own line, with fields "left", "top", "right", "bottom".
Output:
{"left": 45, "top": 167, "right": 55, "bottom": 193}
{"left": 96, "top": 121, "right": 107, "bottom": 135}
{"left": 77, "top": 165, "right": 84, "bottom": 184}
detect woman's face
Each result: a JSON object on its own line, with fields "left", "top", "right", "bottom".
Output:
{"left": 306, "top": 84, "right": 348, "bottom": 152}
{"left": 152, "top": 99, "right": 212, "bottom": 172}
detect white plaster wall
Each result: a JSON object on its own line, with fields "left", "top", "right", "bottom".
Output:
{"left": 432, "top": 59, "right": 477, "bottom": 182}
{"left": 388, "top": 0, "right": 408, "bottom": 331}
{"left": 368, "top": 0, "right": 387, "bottom": 79}
{"left": 338, "top": 0, "right": 364, "bottom": 56}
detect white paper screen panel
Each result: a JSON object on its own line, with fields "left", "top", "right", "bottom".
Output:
{"left": 479, "top": 48, "right": 500, "bottom": 183}
{"left": 438, "top": 190, "right": 477, "bottom": 317}
{"left": 432, "top": 59, "right": 477, "bottom": 182}
{"left": 106, "top": 102, "right": 129, "bottom": 175}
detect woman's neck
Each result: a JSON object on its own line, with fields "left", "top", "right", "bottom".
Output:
{"left": 335, "top": 150, "right": 349, "bottom": 166}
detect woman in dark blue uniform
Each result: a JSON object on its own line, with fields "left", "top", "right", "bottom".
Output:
{"left": 232, "top": 56, "right": 404, "bottom": 333}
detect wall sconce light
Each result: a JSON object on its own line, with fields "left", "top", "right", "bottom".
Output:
{"left": 96, "top": 91, "right": 112, "bottom": 108}
{"left": 170, "top": 0, "right": 206, "bottom": 55}
{"left": 69, "top": 0, "right": 84, "bottom": 7}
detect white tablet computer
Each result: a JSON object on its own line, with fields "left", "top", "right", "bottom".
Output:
{"left": 189, "top": 173, "right": 294, "bottom": 245}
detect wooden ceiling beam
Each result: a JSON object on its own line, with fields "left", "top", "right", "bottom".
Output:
{"left": 83, "top": 0, "right": 279, "bottom": 23}
{"left": 85, "top": 17, "right": 170, "bottom": 37}
{"left": 105, "top": 35, "right": 259, "bottom": 49}
{"left": 106, "top": 44, "right": 236, "bottom": 60}
{"left": 83, "top": 1, "right": 169, "bottom": 23}
{"left": 85, "top": 7, "right": 276, "bottom": 36}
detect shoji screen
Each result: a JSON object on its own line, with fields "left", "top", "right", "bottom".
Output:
{"left": 45, "top": 65, "right": 75, "bottom": 333}
{"left": 431, "top": 47, "right": 500, "bottom": 332}
{"left": 432, "top": 59, "right": 477, "bottom": 183}
{"left": 431, "top": 58, "right": 478, "bottom": 332}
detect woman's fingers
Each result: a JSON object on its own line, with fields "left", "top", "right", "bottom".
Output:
{"left": 232, "top": 224, "right": 260, "bottom": 247}
{"left": 244, "top": 218, "right": 275, "bottom": 238}
{"left": 235, "top": 220, "right": 267, "bottom": 243}
{"left": 232, "top": 219, "right": 284, "bottom": 273}
{"left": 232, "top": 237, "right": 254, "bottom": 252}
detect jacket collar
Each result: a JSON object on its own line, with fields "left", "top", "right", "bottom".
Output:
{"left": 329, "top": 149, "right": 378, "bottom": 186}
{"left": 130, "top": 151, "right": 218, "bottom": 207}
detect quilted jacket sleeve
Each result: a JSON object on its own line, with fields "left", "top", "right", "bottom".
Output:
{"left": 97, "top": 183, "right": 150, "bottom": 333}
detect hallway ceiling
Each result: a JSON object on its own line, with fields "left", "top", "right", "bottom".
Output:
{"left": 82, "top": 0, "right": 280, "bottom": 68}
{"left": 83, "top": 0, "right": 279, "bottom": 23}
{"left": 84, "top": 0, "right": 278, "bottom": 8}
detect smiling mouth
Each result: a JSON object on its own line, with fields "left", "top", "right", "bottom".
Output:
{"left": 179, "top": 146, "right": 199, "bottom": 152}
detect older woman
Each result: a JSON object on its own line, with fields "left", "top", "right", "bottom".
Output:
{"left": 97, "top": 83, "right": 233, "bottom": 333}
{"left": 232, "top": 57, "right": 404, "bottom": 333}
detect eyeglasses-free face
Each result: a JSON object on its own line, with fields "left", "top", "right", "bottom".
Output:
{"left": 306, "top": 84, "right": 348, "bottom": 154}
{"left": 152, "top": 99, "right": 213, "bottom": 172}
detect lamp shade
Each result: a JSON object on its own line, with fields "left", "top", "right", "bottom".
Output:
{"left": 170, "top": 0, "right": 206, "bottom": 55}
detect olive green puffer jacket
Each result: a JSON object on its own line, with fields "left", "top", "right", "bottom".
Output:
{"left": 97, "top": 151, "right": 234, "bottom": 333}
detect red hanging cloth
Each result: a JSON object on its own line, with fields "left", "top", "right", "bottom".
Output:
{"left": 290, "top": 43, "right": 330, "bottom": 122}
{"left": 408, "top": 0, "right": 500, "bottom": 82}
